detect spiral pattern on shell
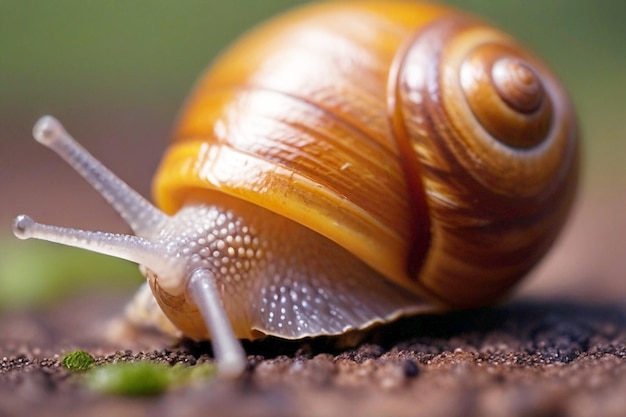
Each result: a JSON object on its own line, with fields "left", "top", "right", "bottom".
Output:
{"left": 389, "top": 14, "right": 579, "bottom": 306}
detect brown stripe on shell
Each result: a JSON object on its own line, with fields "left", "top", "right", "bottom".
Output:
{"left": 389, "top": 14, "right": 579, "bottom": 307}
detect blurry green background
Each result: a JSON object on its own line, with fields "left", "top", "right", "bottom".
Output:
{"left": 1, "top": 1, "right": 625, "bottom": 310}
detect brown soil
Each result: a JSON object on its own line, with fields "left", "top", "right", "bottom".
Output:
{"left": 2, "top": 292, "right": 626, "bottom": 417}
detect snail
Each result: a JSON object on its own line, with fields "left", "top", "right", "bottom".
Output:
{"left": 12, "top": 1, "right": 579, "bottom": 378}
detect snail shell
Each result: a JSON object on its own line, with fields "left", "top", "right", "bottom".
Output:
{"left": 156, "top": 2, "right": 578, "bottom": 307}
{"left": 13, "top": 1, "right": 579, "bottom": 377}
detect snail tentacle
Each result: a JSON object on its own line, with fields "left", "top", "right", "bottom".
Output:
{"left": 11, "top": 214, "right": 184, "bottom": 282}
{"left": 32, "top": 116, "right": 169, "bottom": 237}
{"left": 188, "top": 269, "right": 247, "bottom": 378}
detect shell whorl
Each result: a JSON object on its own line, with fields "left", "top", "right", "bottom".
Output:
{"left": 389, "top": 15, "right": 579, "bottom": 307}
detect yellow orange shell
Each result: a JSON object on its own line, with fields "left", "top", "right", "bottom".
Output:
{"left": 152, "top": 1, "right": 578, "bottom": 308}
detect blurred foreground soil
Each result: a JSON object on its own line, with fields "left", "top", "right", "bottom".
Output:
{"left": 1, "top": 293, "right": 626, "bottom": 417}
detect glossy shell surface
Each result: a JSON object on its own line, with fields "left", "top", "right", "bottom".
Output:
{"left": 153, "top": 1, "right": 578, "bottom": 308}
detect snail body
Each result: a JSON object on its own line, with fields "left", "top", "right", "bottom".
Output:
{"left": 13, "top": 1, "right": 579, "bottom": 377}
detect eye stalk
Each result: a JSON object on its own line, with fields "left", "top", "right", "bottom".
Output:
{"left": 12, "top": 116, "right": 247, "bottom": 378}
{"left": 31, "top": 116, "right": 170, "bottom": 237}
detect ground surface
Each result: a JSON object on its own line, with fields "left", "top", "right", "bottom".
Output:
{"left": 2, "top": 292, "right": 626, "bottom": 417}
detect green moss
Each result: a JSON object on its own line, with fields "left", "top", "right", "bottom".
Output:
{"left": 87, "top": 362, "right": 172, "bottom": 396}
{"left": 86, "top": 361, "right": 217, "bottom": 397}
{"left": 61, "top": 350, "right": 96, "bottom": 372}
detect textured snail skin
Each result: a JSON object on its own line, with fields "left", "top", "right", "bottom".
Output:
{"left": 149, "top": 1, "right": 578, "bottom": 333}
